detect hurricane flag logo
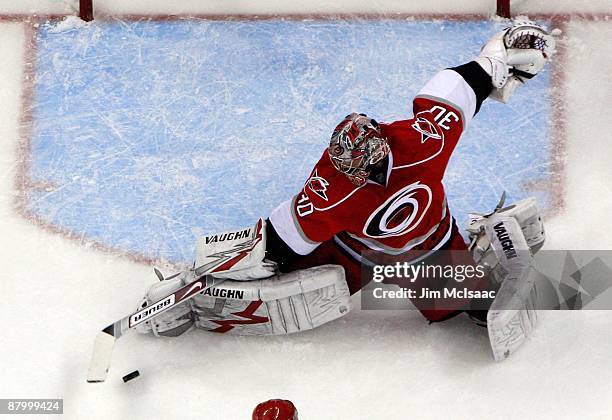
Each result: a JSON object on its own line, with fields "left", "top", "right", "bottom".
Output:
{"left": 411, "top": 111, "right": 443, "bottom": 144}
{"left": 307, "top": 169, "right": 330, "bottom": 201}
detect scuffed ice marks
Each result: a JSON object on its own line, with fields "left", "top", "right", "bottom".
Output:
{"left": 26, "top": 19, "right": 552, "bottom": 264}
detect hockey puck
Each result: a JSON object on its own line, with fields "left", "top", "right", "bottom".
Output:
{"left": 122, "top": 370, "right": 140, "bottom": 383}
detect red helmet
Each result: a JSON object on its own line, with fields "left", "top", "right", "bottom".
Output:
{"left": 328, "top": 113, "right": 389, "bottom": 186}
{"left": 252, "top": 399, "right": 298, "bottom": 420}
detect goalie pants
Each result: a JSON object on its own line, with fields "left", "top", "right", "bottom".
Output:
{"left": 282, "top": 222, "right": 492, "bottom": 322}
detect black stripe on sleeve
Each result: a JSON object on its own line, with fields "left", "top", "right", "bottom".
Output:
{"left": 265, "top": 218, "right": 301, "bottom": 272}
{"left": 449, "top": 61, "right": 493, "bottom": 114}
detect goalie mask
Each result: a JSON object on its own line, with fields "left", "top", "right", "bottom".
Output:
{"left": 328, "top": 113, "right": 390, "bottom": 186}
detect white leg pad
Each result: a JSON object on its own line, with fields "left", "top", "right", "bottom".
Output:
{"left": 191, "top": 265, "right": 351, "bottom": 335}
{"left": 483, "top": 214, "right": 538, "bottom": 361}
{"left": 487, "top": 275, "right": 538, "bottom": 361}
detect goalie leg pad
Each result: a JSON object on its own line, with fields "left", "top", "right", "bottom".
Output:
{"left": 467, "top": 209, "right": 538, "bottom": 361}
{"left": 487, "top": 272, "right": 538, "bottom": 361}
{"left": 191, "top": 265, "right": 351, "bottom": 335}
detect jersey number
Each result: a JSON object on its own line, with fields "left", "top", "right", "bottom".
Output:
{"left": 296, "top": 193, "right": 314, "bottom": 217}
{"left": 429, "top": 105, "right": 459, "bottom": 131}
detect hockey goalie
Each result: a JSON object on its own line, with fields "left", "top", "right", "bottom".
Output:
{"left": 136, "top": 21, "right": 557, "bottom": 361}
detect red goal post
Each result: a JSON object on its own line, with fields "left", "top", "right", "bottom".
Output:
{"left": 79, "top": 0, "right": 93, "bottom": 21}
{"left": 497, "top": 0, "right": 511, "bottom": 18}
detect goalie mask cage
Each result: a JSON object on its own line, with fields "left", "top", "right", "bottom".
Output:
{"left": 78, "top": 0, "right": 512, "bottom": 21}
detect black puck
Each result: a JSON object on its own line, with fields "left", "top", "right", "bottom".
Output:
{"left": 122, "top": 370, "right": 140, "bottom": 383}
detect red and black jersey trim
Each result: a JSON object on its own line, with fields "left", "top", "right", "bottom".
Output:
{"left": 449, "top": 61, "right": 493, "bottom": 114}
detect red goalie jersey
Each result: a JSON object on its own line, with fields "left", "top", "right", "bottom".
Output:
{"left": 269, "top": 68, "right": 483, "bottom": 265}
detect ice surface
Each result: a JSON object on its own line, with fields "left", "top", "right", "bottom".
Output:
{"left": 28, "top": 19, "right": 552, "bottom": 264}
{"left": 0, "top": 8, "right": 611, "bottom": 420}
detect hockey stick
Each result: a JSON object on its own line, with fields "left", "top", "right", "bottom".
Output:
{"left": 86, "top": 220, "right": 265, "bottom": 383}
{"left": 86, "top": 274, "right": 225, "bottom": 383}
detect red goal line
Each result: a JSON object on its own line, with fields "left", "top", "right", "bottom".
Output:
{"left": 76, "top": 1, "right": 513, "bottom": 22}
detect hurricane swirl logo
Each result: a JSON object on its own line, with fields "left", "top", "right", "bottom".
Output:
{"left": 364, "top": 182, "right": 432, "bottom": 238}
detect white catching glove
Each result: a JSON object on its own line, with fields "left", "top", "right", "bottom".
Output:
{"left": 475, "top": 20, "right": 561, "bottom": 102}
